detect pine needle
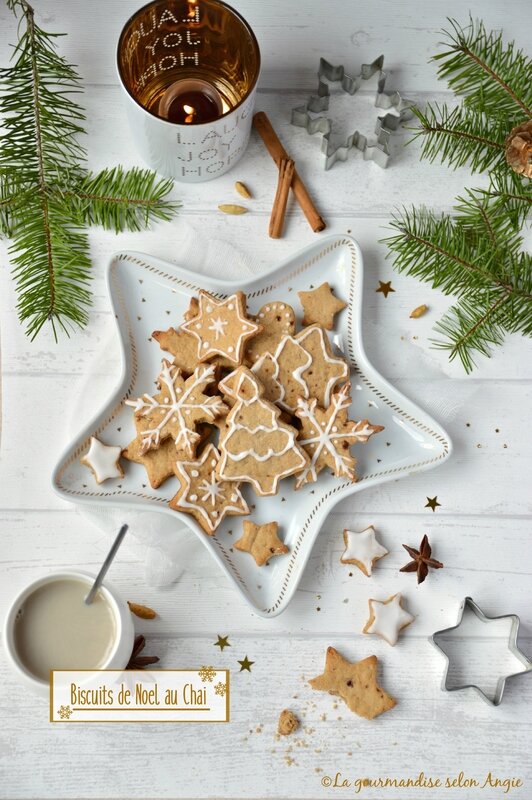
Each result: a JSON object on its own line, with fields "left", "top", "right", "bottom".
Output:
{"left": 0, "top": 0, "right": 179, "bottom": 340}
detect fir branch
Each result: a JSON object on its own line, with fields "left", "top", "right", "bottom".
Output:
{"left": 434, "top": 17, "right": 532, "bottom": 118}
{"left": 64, "top": 167, "right": 180, "bottom": 233}
{"left": 0, "top": 0, "right": 179, "bottom": 340}
{"left": 409, "top": 104, "right": 507, "bottom": 173}
{"left": 480, "top": 172, "right": 532, "bottom": 230}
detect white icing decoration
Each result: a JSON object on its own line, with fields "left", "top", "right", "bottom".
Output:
{"left": 365, "top": 594, "right": 414, "bottom": 646}
{"left": 174, "top": 444, "right": 249, "bottom": 533}
{"left": 340, "top": 526, "right": 388, "bottom": 575}
{"left": 181, "top": 290, "right": 260, "bottom": 363}
{"left": 208, "top": 316, "right": 228, "bottom": 340}
{"left": 81, "top": 437, "right": 122, "bottom": 484}
{"left": 217, "top": 368, "right": 308, "bottom": 496}
{"left": 125, "top": 361, "right": 225, "bottom": 453}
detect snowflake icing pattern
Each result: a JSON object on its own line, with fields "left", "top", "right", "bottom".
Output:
{"left": 214, "top": 682, "right": 227, "bottom": 697}
{"left": 125, "top": 361, "right": 226, "bottom": 454}
{"left": 198, "top": 665, "right": 216, "bottom": 683}
{"left": 58, "top": 705, "right": 73, "bottom": 719}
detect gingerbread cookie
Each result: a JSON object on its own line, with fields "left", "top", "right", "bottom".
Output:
{"left": 245, "top": 301, "right": 296, "bottom": 365}
{"left": 169, "top": 443, "right": 249, "bottom": 534}
{"left": 363, "top": 593, "right": 414, "bottom": 646}
{"left": 122, "top": 433, "right": 177, "bottom": 489}
{"left": 340, "top": 526, "right": 388, "bottom": 576}
{"left": 309, "top": 647, "right": 396, "bottom": 720}
{"left": 295, "top": 384, "right": 383, "bottom": 488}
{"left": 217, "top": 367, "right": 309, "bottom": 496}
{"left": 252, "top": 324, "right": 348, "bottom": 413}
{"left": 181, "top": 290, "right": 262, "bottom": 365}
{"left": 151, "top": 326, "right": 200, "bottom": 375}
{"left": 81, "top": 436, "right": 124, "bottom": 484}
{"left": 234, "top": 520, "right": 288, "bottom": 566}
{"left": 298, "top": 282, "right": 346, "bottom": 330}
{"left": 278, "top": 709, "right": 300, "bottom": 736}
{"left": 125, "top": 360, "right": 227, "bottom": 456}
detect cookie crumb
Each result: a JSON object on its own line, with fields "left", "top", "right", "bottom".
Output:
{"left": 278, "top": 709, "right": 300, "bottom": 736}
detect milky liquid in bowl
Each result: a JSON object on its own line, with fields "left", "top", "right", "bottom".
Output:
{"left": 13, "top": 578, "right": 117, "bottom": 681}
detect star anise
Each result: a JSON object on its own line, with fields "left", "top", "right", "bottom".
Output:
{"left": 126, "top": 634, "right": 160, "bottom": 670}
{"left": 400, "top": 534, "right": 443, "bottom": 584}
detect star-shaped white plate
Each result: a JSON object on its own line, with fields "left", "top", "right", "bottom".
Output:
{"left": 52, "top": 235, "right": 452, "bottom": 617}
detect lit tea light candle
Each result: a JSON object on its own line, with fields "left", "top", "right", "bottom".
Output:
{"left": 158, "top": 78, "right": 224, "bottom": 125}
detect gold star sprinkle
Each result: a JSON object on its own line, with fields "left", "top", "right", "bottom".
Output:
{"left": 425, "top": 496, "right": 441, "bottom": 512}
{"left": 214, "top": 635, "right": 230, "bottom": 651}
{"left": 238, "top": 655, "right": 254, "bottom": 672}
{"left": 376, "top": 281, "right": 395, "bottom": 298}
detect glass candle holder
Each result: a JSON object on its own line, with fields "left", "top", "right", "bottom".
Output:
{"left": 117, "top": 0, "right": 261, "bottom": 182}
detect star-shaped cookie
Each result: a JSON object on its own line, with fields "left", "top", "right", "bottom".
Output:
{"left": 340, "top": 525, "right": 388, "bottom": 576}
{"left": 245, "top": 301, "right": 296, "bottom": 365}
{"left": 169, "top": 443, "right": 249, "bottom": 534}
{"left": 234, "top": 520, "right": 289, "bottom": 566}
{"left": 363, "top": 593, "right": 414, "bottom": 646}
{"left": 125, "top": 360, "right": 227, "bottom": 456}
{"left": 80, "top": 436, "right": 124, "bottom": 484}
{"left": 181, "top": 290, "right": 261, "bottom": 365}
{"left": 295, "top": 383, "right": 384, "bottom": 488}
{"left": 309, "top": 646, "right": 396, "bottom": 719}
{"left": 298, "top": 282, "right": 347, "bottom": 330}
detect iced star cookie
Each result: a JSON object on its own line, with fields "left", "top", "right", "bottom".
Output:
{"left": 363, "top": 593, "right": 415, "bottom": 646}
{"left": 234, "top": 520, "right": 288, "bottom": 566}
{"left": 80, "top": 436, "right": 124, "bottom": 484}
{"left": 125, "top": 360, "right": 227, "bottom": 456}
{"left": 309, "top": 647, "right": 396, "bottom": 720}
{"left": 340, "top": 526, "right": 388, "bottom": 576}
{"left": 298, "top": 282, "right": 347, "bottom": 330}
{"left": 181, "top": 290, "right": 262, "bottom": 366}
{"left": 217, "top": 367, "right": 309, "bottom": 496}
{"left": 169, "top": 443, "right": 249, "bottom": 534}
{"left": 245, "top": 301, "right": 296, "bottom": 365}
{"left": 294, "top": 384, "right": 384, "bottom": 488}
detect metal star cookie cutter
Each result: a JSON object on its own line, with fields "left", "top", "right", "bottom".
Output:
{"left": 291, "top": 56, "right": 414, "bottom": 169}
{"left": 431, "top": 597, "right": 532, "bottom": 706}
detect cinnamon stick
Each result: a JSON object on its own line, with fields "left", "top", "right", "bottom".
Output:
{"left": 253, "top": 111, "right": 326, "bottom": 233}
{"left": 269, "top": 157, "right": 295, "bottom": 239}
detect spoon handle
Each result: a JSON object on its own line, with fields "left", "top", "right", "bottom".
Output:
{"left": 85, "top": 524, "right": 129, "bottom": 605}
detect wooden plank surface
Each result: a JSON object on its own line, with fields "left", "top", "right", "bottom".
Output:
{"left": 0, "top": 1, "right": 531, "bottom": 798}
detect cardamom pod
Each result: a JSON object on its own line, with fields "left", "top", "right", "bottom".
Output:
{"left": 218, "top": 204, "right": 248, "bottom": 215}
{"left": 235, "top": 181, "right": 252, "bottom": 199}
{"left": 128, "top": 601, "right": 157, "bottom": 619}
{"left": 410, "top": 304, "right": 428, "bottom": 319}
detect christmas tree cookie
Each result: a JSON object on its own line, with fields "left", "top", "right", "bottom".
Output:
{"left": 217, "top": 367, "right": 309, "bottom": 496}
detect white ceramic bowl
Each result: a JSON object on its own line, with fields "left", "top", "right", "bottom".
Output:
{"left": 3, "top": 570, "right": 135, "bottom": 697}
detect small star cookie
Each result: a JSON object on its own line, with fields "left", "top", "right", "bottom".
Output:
{"left": 340, "top": 526, "right": 388, "bottom": 576}
{"left": 363, "top": 593, "right": 415, "bottom": 646}
{"left": 234, "top": 520, "right": 288, "bottom": 566}
{"left": 298, "top": 282, "right": 347, "bottom": 330}
{"left": 295, "top": 384, "right": 384, "bottom": 488}
{"left": 245, "top": 301, "right": 296, "bottom": 365}
{"left": 125, "top": 360, "right": 227, "bottom": 456}
{"left": 309, "top": 646, "right": 396, "bottom": 720}
{"left": 181, "top": 290, "right": 262, "bottom": 365}
{"left": 81, "top": 436, "right": 124, "bottom": 484}
{"left": 169, "top": 443, "right": 249, "bottom": 535}
{"left": 122, "top": 434, "right": 177, "bottom": 489}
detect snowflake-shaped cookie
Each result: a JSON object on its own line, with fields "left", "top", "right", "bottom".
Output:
{"left": 169, "top": 443, "right": 249, "bottom": 534}
{"left": 181, "top": 290, "right": 261, "bottom": 365}
{"left": 125, "top": 360, "right": 226, "bottom": 456}
{"left": 295, "top": 383, "right": 383, "bottom": 488}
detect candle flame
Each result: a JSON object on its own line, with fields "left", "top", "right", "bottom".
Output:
{"left": 187, "top": 0, "right": 197, "bottom": 19}
{"left": 183, "top": 104, "right": 195, "bottom": 124}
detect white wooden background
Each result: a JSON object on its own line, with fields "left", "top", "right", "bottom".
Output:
{"left": 0, "top": 1, "right": 531, "bottom": 798}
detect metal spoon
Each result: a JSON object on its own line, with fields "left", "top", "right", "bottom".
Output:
{"left": 85, "top": 524, "right": 129, "bottom": 605}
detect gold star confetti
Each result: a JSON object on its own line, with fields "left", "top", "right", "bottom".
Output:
{"left": 376, "top": 281, "right": 395, "bottom": 298}
{"left": 238, "top": 655, "right": 254, "bottom": 672}
{"left": 425, "top": 496, "right": 441, "bottom": 512}
{"left": 214, "top": 635, "right": 230, "bottom": 651}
